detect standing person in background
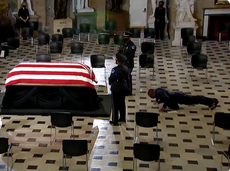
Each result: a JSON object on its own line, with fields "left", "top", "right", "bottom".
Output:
{"left": 154, "top": 1, "right": 165, "bottom": 40}
{"left": 109, "top": 54, "right": 130, "bottom": 126}
{"left": 118, "top": 31, "right": 136, "bottom": 95}
{"left": 18, "top": 2, "right": 30, "bottom": 27}
{"left": 18, "top": 2, "right": 30, "bottom": 37}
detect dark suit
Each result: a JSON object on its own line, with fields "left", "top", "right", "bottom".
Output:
{"left": 155, "top": 88, "right": 218, "bottom": 110}
{"left": 118, "top": 40, "right": 136, "bottom": 94}
{"left": 109, "top": 65, "right": 129, "bottom": 123}
{"left": 154, "top": 7, "right": 165, "bottom": 40}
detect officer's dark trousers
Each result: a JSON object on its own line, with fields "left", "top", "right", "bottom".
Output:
{"left": 111, "top": 93, "right": 126, "bottom": 122}
{"left": 128, "top": 67, "right": 133, "bottom": 94}
{"left": 168, "top": 94, "right": 216, "bottom": 110}
{"left": 155, "top": 21, "right": 165, "bottom": 40}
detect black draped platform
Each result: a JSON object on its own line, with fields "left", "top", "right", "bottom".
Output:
{"left": 0, "top": 86, "right": 111, "bottom": 117}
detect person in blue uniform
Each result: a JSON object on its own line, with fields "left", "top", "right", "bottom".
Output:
{"left": 109, "top": 53, "right": 130, "bottom": 126}
{"left": 148, "top": 88, "right": 219, "bottom": 112}
{"left": 154, "top": 1, "right": 165, "bottom": 40}
{"left": 118, "top": 31, "right": 136, "bottom": 95}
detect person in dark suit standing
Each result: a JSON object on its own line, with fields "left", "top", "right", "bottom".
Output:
{"left": 109, "top": 54, "right": 130, "bottom": 126}
{"left": 118, "top": 31, "right": 136, "bottom": 95}
{"left": 18, "top": 2, "right": 30, "bottom": 29}
{"left": 154, "top": 1, "right": 165, "bottom": 40}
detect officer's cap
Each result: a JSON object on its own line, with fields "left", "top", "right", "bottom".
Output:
{"left": 123, "top": 31, "right": 132, "bottom": 37}
{"left": 116, "top": 53, "right": 127, "bottom": 63}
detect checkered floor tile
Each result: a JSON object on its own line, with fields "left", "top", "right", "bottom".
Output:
{"left": 0, "top": 34, "right": 230, "bottom": 171}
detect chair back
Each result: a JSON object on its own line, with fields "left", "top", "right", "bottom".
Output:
{"left": 114, "top": 34, "right": 124, "bottom": 45}
{"left": 141, "top": 42, "right": 155, "bottom": 54}
{"left": 214, "top": 112, "right": 230, "bottom": 129}
{"left": 90, "top": 54, "right": 105, "bottom": 68}
{"left": 70, "top": 42, "right": 84, "bottom": 54}
{"left": 51, "top": 113, "right": 73, "bottom": 127}
{"left": 62, "top": 139, "right": 88, "bottom": 157}
{"left": 29, "top": 21, "right": 39, "bottom": 31}
{"left": 136, "top": 112, "right": 159, "bottom": 127}
{"left": 181, "top": 28, "right": 194, "bottom": 39}
{"left": 191, "top": 54, "right": 207, "bottom": 69}
{"left": 22, "top": 27, "right": 33, "bottom": 38}
{"left": 134, "top": 143, "right": 160, "bottom": 161}
{"left": 129, "top": 28, "right": 141, "bottom": 38}
{"left": 182, "top": 35, "right": 196, "bottom": 46}
{"left": 144, "top": 28, "right": 155, "bottom": 38}
{"left": 36, "top": 53, "right": 51, "bottom": 62}
{"left": 0, "top": 137, "right": 9, "bottom": 154}
{"left": 139, "top": 54, "right": 154, "bottom": 68}
{"left": 50, "top": 41, "right": 63, "bottom": 54}
{"left": 7, "top": 38, "right": 20, "bottom": 49}
{"left": 98, "top": 33, "right": 110, "bottom": 45}
{"left": 187, "top": 42, "right": 202, "bottom": 54}
{"left": 105, "top": 20, "right": 116, "bottom": 31}
{"left": 38, "top": 33, "right": 50, "bottom": 45}
{"left": 51, "top": 34, "right": 64, "bottom": 43}
{"left": 80, "top": 23, "right": 90, "bottom": 33}
{"left": 62, "top": 28, "right": 74, "bottom": 38}
{"left": 218, "top": 22, "right": 230, "bottom": 32}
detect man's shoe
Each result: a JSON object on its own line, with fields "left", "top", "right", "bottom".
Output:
{"left": 118, "top": 119, "right": 126, "bottom": 123}
{"left": 109, "top": 121, "right": 120, "bottom": 126}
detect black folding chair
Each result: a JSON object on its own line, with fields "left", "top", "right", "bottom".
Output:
{"left": 220, "top": 144, "right": 230, "bottom": 171}
{"left": 133, "top": 143, "right": 160, "bottom": 171}
{"left": 211, "top": 112, "right": 230, "bottom": 146}
{"left": 135, "top": 112, "right": 159, "bottom": 143}
{"left": 70, "top": 42, "right": 84, "bottom": 62}
{"left": 90, "top": 54, "right": 106, "bottom": 86}
{"left": 190, "top": 53, "right": 208, "bottom": 81}
{"left": 62, "top": 139, "right": 89, "bottom": 171}
{"left": 50, "top": 113, "right": 74, "bottom": 145}
{"left": 36, "top": 53, "right": 51, "bottom": 62}
{"left": 0, "top": 137, "right": 13, "bottom": 171}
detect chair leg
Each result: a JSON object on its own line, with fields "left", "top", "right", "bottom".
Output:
{"left": 139, "top": 67, "right": 140, "bottom": 79}
{"left": 79, "top": 33, "right": 81, "bottom": 41}
{"left": 46, "top": 45, "right": 49, "bottom": 53}
{"left": 71, "top": 122, "right": 74, "bottom": 139}
{"left": 220, "top": 154, "right": 223, "bottom": 171}
{"left": 31, "top": 37, "right": 34, "bottom": 46}
{"left": 211, "top": 124, "right": 215, "bottom": 146}
{"left": 87, "top": 33, "right": 90, "bottom": 41}
{"left": 219, "top": 33, "right": 221, "bottom": 41}
{"left": 104, "top": 67, "right": 107, "bottom": 87}
{"left": 156, "top": 126, "right": 159, "bottom": 144}
{"left": 133, "top": 158, "right": 136, "bottom": 171}
{"left": 86, "top": 153, "right": 89, "bottom": 171}
{"left": 205, "top": 69, "right": 208, "bottom": 82}
{"left": 7, "top": 151, "right": 9, "bottom": 171}
{"left": 157, "top": 159, "right": 161, "bottom": 171}
{"left": 62, "top": 154, "right": 66, "bottom": 171}
{"left": 139, "top": 38, "right": 141, "bottom": 46}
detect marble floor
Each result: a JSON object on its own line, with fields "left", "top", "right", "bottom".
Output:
{"left": 0, "top": 34, "right": 230, "bottom": 171}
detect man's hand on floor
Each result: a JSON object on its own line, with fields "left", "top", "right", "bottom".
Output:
{"left": 159, "top": 108, "right": 165, "bottom": 112}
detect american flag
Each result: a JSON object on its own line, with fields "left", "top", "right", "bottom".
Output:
{"left": 5, "top": 62, "right": 98, "bottom": 89}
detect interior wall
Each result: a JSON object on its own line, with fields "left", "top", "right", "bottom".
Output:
{"left": 89, "top": 0, "right": 106, "bottom": 31}
{"left": 194, "top": 0, "right": 230, "bottom": 37}
{"left": 169, "top": 0, "right": 230, "bottom": 38}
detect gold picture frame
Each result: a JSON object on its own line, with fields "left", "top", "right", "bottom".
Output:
{"left": 215, "top": 0, "right": 230, "bottom": 5}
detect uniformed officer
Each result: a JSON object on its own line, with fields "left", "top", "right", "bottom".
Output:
{"left": 109, "top": 53, "right": 130, "bottom": 126}
{"left": 118, "top": 31, "right": 136, "bottom": 95}
{"left": 148, "top": 88, "right": 219, "bottom": 112}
